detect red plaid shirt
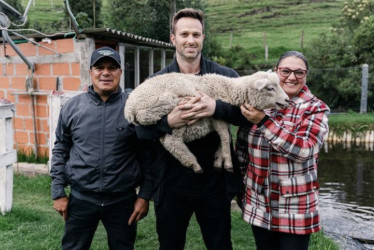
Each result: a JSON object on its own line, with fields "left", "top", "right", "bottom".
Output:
{"left": 236, "top": 85, "right": 329, "bottom": 234}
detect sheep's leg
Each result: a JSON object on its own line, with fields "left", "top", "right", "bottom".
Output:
{"left": 212, "top": 120, "right": 233, "bottom": 172}
{"left": 159, "top": 130, "right": 203, "bottom": 173}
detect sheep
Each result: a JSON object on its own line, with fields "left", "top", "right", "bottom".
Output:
{"left": 125, "top": 71, "right": 289, "bottom": 173}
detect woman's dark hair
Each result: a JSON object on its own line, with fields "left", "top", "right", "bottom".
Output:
{"left": 275, "top": 51, "right": 309, "bottom": 70}
{"left": 171, "top": 8, "right": 204, "bottom": 35}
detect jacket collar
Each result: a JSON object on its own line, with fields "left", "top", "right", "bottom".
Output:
{"left": 87, "top": 85, "right": 122, "bottom": 104}
{"left": 292, "top": 85, "right": 315, "bottom": 104}
{"left": 169, "top": 56, "right": 208, "bottom": 75}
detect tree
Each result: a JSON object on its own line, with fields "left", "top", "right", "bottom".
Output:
{"left": 105, "top": 0, "right": 222, "bottom": 58}
{"left": 305, "top": 0, "right": 374, "bottom": 111}
{"left": 106, "top": 0, "right": 170, "bottom": 42}
{"left": 66, "top": 0, "right": 102, "bottom": 28}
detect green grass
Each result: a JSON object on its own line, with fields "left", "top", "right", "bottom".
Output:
{"left": 328, "top": 112, "right": 374, "bottom": 136}
{"left": 0, "top": 174, "right": 339, "bottom": 249}
{"left": 205, "top": 0, "right": 345, "bottom": 64}
{"left": 20, "top": 0, "right": 66, "bottom": 31}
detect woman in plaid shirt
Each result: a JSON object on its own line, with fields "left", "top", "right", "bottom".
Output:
{"left": 236, "top": 51, "right": 330, "bottom": 250}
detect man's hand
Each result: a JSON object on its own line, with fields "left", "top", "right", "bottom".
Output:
{"left": 167, "top": 92, "right": 216, "bottom": 128}
{"left": 240, "top": 103, "right": 266, "bottom": 124}
{"left": 53, "top": 196, "right": 69, "bottom": 221}
{"left": 128, "top": 198, "right": 149, "bottom": 225}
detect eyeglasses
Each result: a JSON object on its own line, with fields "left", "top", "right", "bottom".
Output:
{"left": 277, "top": 67, "right": 307, "bottom": 79}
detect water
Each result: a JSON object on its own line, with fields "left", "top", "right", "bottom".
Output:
{"left": 319, "top": 143, "right": 374, "bottom": 249}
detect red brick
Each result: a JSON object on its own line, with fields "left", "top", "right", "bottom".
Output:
{"left": 14, "top": 118, "right": 24, "bottom": 130}
{"left": 18, "top": 94, "right": 32, "bottom": 104}
{"left": 0, "top": 90, "right": 4, "bottom": 98}
{"left": 38, "top": 41, "right": 56, "bottom": 55}
{"left": 5, "top": 64, "right": 13, "bottom": 75}
{"left": 35, "top": 64, "right": 51, "bottom": 76}
{"left": 56, "top": 39, "right": 74, "bottom": 53}
{"left": 39, "top": 77, "right": 57, "bottom": 90}
{"left": 15, "top": 64, "right": 28, "bottom": 76}
{"left": 35, "top": 95, "right": 48, "bottom": 104}
{"left": 11, "top": 77, "right": 27, "bottom": 90}
{"left": 30, "top": 132, "right": 47, "bottom": 145}
{"left": 63, "top": 77, "right": 81, "bottom": 91}
{"left": 38, "top": 146, "right": 49, "bottom": 158}
{"left": 4, "top": 44, "right": 17, "bottom": 57}
{"left": 0, "top": 77, "right": 10, "bottom": 88}
{"left": 15, "top": 130, "right": 29, "bottom": 144}
{"left": 36, "top": 104, "right": 48, "bottom": 118}
{"left": 42, "top": 119, "right": 49, "bottom": 132}
{"left": 18, "top": 43, "right": 37, "bottom": 56}
{"left": 7, "top": 90, "right": 16, "bottom": 103}
{"left": 16, "top": 103, "right": 31, "bottom": 116}
{"left": 35, "top": 119, "right": 42, "bottom": 131}
{"left": 53, "top": 63, "right": 70, "bottom": 75}
{"left": 24, "top": 118, "right": 34, "bottom": 130}
{"left": 36, "top": 119, "right": 49, "bottom": 133}
{"left": 71, "top": 62, "right": 80, "bottom": 76}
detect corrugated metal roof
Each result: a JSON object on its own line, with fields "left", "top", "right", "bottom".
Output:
{"left": 0, "top": 27, "right": 174, "bottom": 49}
{"left": 80, "top": 28, "right": 174, "bottom": 49}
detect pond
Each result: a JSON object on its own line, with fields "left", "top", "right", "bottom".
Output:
{"left": 319, "top": 143, "right": 374, "bottom": 250}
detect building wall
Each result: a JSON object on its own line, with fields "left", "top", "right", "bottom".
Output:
{"left": 1, "top": 36, "right": 173, "bottom": 159}
{"left": 0, "top": 38, "right": 83, "bottom": 157}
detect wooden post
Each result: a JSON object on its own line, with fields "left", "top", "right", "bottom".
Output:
{"left": 360, "top": 64, "right": 368, "bottom": 114}
{"left": 264, "top": 31, "right": 268, "bottom": 61}
{"left": 301, "top": 30, "right": 304, "bottom": 49}
{"left": 229, "top": 31, "right": 233, "bottom": 48}
{"left": 0, "top": 103, "right": 17, "bottom": 216}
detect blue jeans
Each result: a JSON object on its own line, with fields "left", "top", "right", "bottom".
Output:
{"left": 251, "top": 225, "right": 311, "bottom": 250}
{"left": 155, "top": 190, "right": 232, "bottom": 250}
{"left": 62, "top": 195, "right": 136, "bottom": 250}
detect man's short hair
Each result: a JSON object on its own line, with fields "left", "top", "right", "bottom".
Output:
{"left": 171, "top": 8, "right": 204, "bottom": 34}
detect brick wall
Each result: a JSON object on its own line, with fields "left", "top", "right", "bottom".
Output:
{"left": 0, "top": 38, "right": 83, "bottom": 157}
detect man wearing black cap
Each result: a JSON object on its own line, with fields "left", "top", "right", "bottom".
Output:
{"left": 50, "top": 46, "right": 152, "bottom": 249}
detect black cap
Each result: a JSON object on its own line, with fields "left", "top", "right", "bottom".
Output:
{"left": 90, "top": 46, "right": 121, "bottom": 68}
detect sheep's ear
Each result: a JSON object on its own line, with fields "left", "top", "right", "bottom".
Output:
{"left": 254, "top": 79, "right": 268, "bottom": 90}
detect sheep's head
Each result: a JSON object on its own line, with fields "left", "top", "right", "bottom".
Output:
{"left": 240, "top": 71, "right": 289, "bottom": 110}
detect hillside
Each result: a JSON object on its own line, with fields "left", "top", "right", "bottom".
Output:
{"left": 205, "top": 0, "right": 345, "bottom": 63}
{"left": 15, "top": 0, "right": 345, "bottom": 64}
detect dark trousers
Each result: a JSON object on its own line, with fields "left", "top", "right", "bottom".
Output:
{"left": 251, "top": 225, "right": 311, "bottom": 250}
{"left": 62, "top": 195, "right": 137, "bottom": 250}
{"left": 155, "top": 190, "right": 233, "bottom": 250}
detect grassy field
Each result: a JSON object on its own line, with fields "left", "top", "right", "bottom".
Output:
{"left": 17, "top": 0, "right": 345, "bottom": 64}
{"left": 205, "top": 0, "right": 345, "bottom": 64}
{"left": 20, "top": 0, "right": 65, "bottom": 29}
{"left": 0, "top": 174, "right": 339, "bottom": 249}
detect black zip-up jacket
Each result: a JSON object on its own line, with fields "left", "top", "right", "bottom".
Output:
{"left": 51, "top": 86, "right": 152, "bottom": 204}
{"left": 135, "top": 56, "right": 244, "bottom": 204}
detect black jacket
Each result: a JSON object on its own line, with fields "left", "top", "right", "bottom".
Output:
{"left": 51, "top": 86, "right": 152, "bottom": 204}
{"left": 136, "top": 57, "right": 244, "bottom": 204}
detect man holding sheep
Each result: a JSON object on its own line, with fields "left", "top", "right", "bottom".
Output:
{"left": 136, "top": 8, "right": 243, "bottom": 250}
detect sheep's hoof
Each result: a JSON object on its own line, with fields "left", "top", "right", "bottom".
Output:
{"left": 224, "top": 166, "right": 234, "bottom": 173}
{"left": 193, "top": 168, "right": 204, "bottom": 174}
{"left": 214, "top": 158, "right": 223, "bottom": 169}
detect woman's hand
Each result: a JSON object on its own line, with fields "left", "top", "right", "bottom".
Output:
{"left": 240, "top": 103, "right": 266, "bottom": 124}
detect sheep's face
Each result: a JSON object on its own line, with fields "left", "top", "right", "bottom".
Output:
{"left": 243, "top": 72, "right": 289, "bottom": 110}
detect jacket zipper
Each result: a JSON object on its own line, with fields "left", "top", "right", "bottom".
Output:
{"left": 100, "top": 102, "right": 106, "bottom": 194}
